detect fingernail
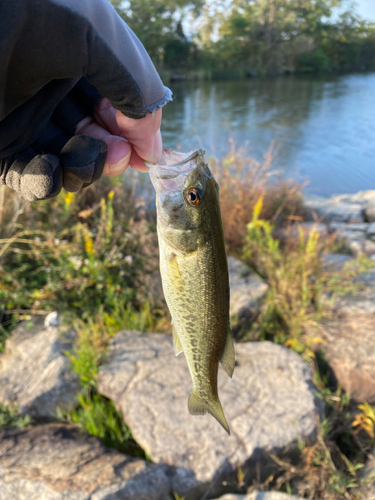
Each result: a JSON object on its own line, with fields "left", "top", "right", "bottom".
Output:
{"left": 108, "top": 152, "right": 131, "bottom": 175}
{"left": 152, "top": 129, "right": 163, "bottom": 163}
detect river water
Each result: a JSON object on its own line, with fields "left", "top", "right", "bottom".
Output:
{"left": 161, "top": 73, "right": 375, "bottom": 197}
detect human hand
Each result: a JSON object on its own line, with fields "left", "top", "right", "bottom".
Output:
{"left": 0, "top": 0, "right": 171, "bottom": 201}
{"left": 76, "top": 98, "right": 162, "bottom": 176}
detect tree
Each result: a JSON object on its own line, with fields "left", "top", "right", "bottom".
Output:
{"left": 110, "top": 0, "right": 203, "bottom": 65}
{"left": 215, "top": 0, "right": 342, "bottom": 73}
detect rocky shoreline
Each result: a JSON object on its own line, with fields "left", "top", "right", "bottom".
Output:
{"left": 1, "top": 191, "right": 375, "bottom": 499}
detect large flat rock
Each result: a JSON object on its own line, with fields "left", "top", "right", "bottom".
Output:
{"left": 0, "top": 318, "right": 80, "bottom": 417}
{"left": 98, "top": 331, "right": 321, "bottom": 493}
{"left": 325, "top": 268, "right": 375, "bottom": 316}
{"left": 310, "top": 313, "right": 375, "bottom": 403}
{"left": 0, "top": 423, "right": 170, "bottom": 500}
{"left": 228, "top": 257, "right": 268, "bottom": 321}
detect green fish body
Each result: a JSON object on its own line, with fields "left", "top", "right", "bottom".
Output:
{"left": 147, "top": 149, "right": 235, "bottom": 434}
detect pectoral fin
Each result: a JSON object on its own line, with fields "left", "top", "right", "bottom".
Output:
{"left": 220, "top": 329, "right": 235, "bottom": 378}
{"left": 172, "top": 326, "right": 183, "bottom": 356}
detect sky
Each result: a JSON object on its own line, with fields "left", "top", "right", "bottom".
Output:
{"left": 357, "top": 0, "right": 375, "bottom": 21}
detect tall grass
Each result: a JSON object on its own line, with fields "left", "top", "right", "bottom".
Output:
{"left": 0, "top": 177, "right": 166, "bottom": 337}
{"left": 212, "top": 143, "right": 304, "bottom": 254}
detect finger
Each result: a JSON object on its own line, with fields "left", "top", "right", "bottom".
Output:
{"left": 58, "top": 136, "right": 107, "bottom": 191}
{"left": 94, "top": 99, "right": 163, "bottom": 164}
{"left": 129, "top": 150, "right": 148, "bottom": 173}
{"left": 34, "top": 120, "right": 108, "bottom": 192}
{"left": 75, "top": 117, "right": 131, "bottom": 176}
{"left": 0, "top": 147, "right": 62, "bottom": 201}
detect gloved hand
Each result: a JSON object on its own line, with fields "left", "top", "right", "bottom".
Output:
{"left": 0, "top": 0, "right": 171, "bottom": 201}
{"left": 0, "top": 79, "right": 163, "bottom": 201}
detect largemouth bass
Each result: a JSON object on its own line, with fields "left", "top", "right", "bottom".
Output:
{"left": 146, "top": 148, "right": 235, "bottom": 434}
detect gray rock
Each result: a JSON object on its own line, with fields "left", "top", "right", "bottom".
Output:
{"left": 364, "top": 205, "right": 375, "bottom": 223}
{"left": 364, "top": 240, "right": 375, "bottom": 256}
{"left": 0, "top": 424, "right": 170, "bottom": 500}
{"left": 329, "top": 222, "right": 368, "bottom": 235}
{"left": 321, "top": 253, "right": 353, "bottom": 271}
{"left": 335, "top": 190, "right": 375, "bottom": 205}
{"left": 367, "top": 223, "right": 375, "bottom": 240}
{"left": 228, "top": 257, "right": 268, "bottom": 321}
{"left": 347, "top": 239, "right": 366, "bottom": 257}
{"left": 98, "top": 331, "right": 321, "bottom": 493}
{"left": 0, "top": 318, "right": 80, "bottom": 417}
{"left": 309, "top": 313, "right": 375, "bottom": 403}
{"left": 44, "top": 311, "right": 60, "bottom": 329}
{"left": 328, "top": 282, "right": 375, "bottom": 316}
{"left": 216, "top": 493, "right": 307, "bottom": 500}
{"left": 359, "top": 446, "right": 375, "bottom": 499}
{"left": 273, "top": 223, "right": 328, "bottom": 241}
{"left": 303, "top": 195, "right": 363, "bottom": 223}
{"left": 328, "top": 221, "right": 346, "bottom": 233}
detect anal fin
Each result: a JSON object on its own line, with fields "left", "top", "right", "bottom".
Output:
{"left": 188, "top": 391, "right": 230, "bottom": 435}
{"left": 188, "top": 392, "right": 207, "bottom": 415}
{"left": 172, "top": 326, "right": 183, "bottom": 356}
{"left": 220, "top": 329, "right": 235, "bottom": 378}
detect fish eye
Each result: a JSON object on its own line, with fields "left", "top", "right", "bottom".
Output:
{"left": 186, "top": 188, "right": 201, "bottom": 206}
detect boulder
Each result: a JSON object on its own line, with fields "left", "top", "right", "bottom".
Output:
{"left": 307, "top": 312, "right": 375, "bottom": 403}
{"left": 303, "top": 195, "right": 363, "bottom": 223}
{"left": 0, "top": 423, "right": 170, "bottom": 500}
{"left": 327, "top": 269, "right": 375, "bottom": 316}
{"left": 367, "top": 223, "right": 375, "bottom": 240}
{"left": 273, "top": 223, "right": 329, "bottom": 241}
{"left": 334, "top": 191, "right": 375, "bottom": 205}
{"left": 0, "top": 318, "right": 80, "bottom": 417}
{"left": 364, "top": 205, "right": 375, "bottom": 224}
{"left": 321, "top": 253, "right": 353, "bottom": 271}
{"left": 359, "top": 446, "right": 375, "bottom": 499}
{"left": 228, "top": 257, "right": 268, "bottom": 322}
{"left": 98, "top": 331, "right": 322, "bottom": 494}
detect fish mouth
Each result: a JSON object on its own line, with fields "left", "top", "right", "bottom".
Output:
{"left": 146, "top": 148, "right": 206, "bottom": 192}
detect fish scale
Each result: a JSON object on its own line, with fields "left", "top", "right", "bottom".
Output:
{"left": 147, "top": 148, "right": 235, "bottom": 434}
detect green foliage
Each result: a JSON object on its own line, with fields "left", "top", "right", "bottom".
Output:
{"left": 0, "top": 181, "right": 164, "bottom": 327}
{"left": 65, "top": 392, "right": 144, "bottom": 456}
{"left": 110, "top": 0, "right": 375, "bottom": 76}
{"left": 0, "top": 403, "right": 32, "bottom": 429}
{"left": 111, "top": 0, "right": 202, "bottom": 67}
{"left": 62, "top": 315, "right": 152, "bottom": 457}
{"left": 242, "top": 196, "right": 325, "bottom": 348}
{"left": 297, "top": 48, "right": 331, "bottom": 73}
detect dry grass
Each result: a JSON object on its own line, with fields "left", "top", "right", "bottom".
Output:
{"left": 210, "top": 142, "right": 304, "bottom": 254}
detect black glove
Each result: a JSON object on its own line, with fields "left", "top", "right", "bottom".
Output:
{"left": 0, "top": 0, "right": 171, "bottom": 201}
{"left": 0, "top": 79, "right": 107, "bottom": 201}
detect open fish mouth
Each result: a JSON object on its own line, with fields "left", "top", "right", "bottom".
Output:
{"left": 145, "top": 148, "right": 206, "bottom": 192}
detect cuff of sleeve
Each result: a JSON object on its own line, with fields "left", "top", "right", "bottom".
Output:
{"left": 144, "top": 86, "right": 173, "bottom": 116}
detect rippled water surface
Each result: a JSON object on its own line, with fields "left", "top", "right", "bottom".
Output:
{"left": 161, "top": 73, "right": 375, "bottom": 197}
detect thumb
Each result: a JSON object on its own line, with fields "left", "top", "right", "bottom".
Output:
{"left": 94, "top": 99, "right": 163, "bottom": 164}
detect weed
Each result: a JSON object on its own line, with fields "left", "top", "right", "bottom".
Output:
{"left": 241, "top": 195, "right": 328, "bottom": 347}
{"left": 212, "top": 144, "right": 304, "bottom": 254}
{"left": 61, "top": 304, "right": 164, "bottom": 457}
{"left": 0, "top": 403, "right": 32, "bottom": 429}
{"left": 0, "top": 179, "right": 166, "bottom": 328}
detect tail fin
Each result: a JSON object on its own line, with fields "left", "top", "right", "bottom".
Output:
{"left": 188, "top": 391, "right": 230, "bottom": 435}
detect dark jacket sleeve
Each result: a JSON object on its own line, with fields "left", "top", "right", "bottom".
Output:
{"left": 0, "top": 0, "right": 172, "bottom": 158}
